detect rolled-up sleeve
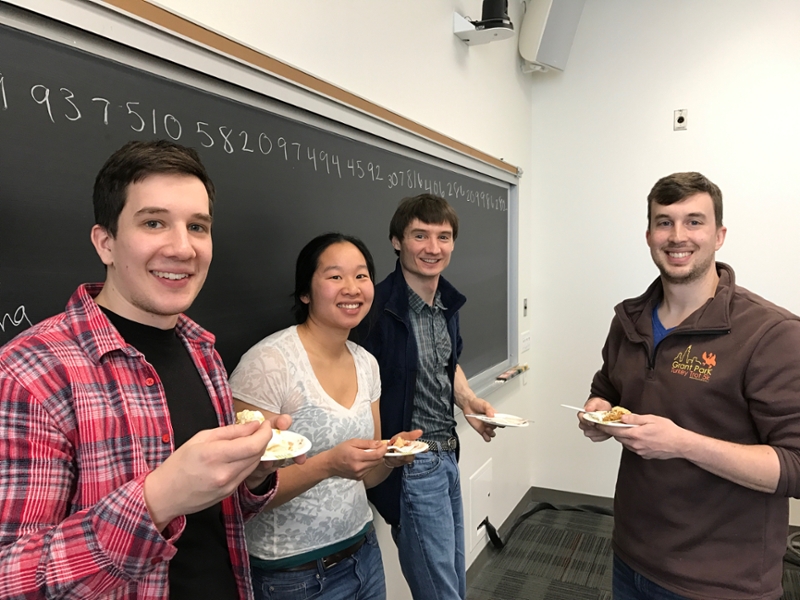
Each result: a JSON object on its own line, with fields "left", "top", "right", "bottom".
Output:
{"left": 744, "top": 319, "right": 800, "bottom": 498}
{"left": 238, "top": 472, "right": 278, "bottom": 521}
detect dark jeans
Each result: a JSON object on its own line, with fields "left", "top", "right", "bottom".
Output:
{"left": 613, "top": 554, "right": 691, "bottom": 600}
{"left": 391, "top": 450, "right": 465, "bottom": 600}
{"left": 251, "top": 529, "right": 385, "bottom": 600}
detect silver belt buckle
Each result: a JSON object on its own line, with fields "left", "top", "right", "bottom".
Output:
{"left": 422, "top": 437, "right": 457, "bottom": 452}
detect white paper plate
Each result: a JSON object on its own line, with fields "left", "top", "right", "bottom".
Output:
{"left": 465, "top": 413, "right": 530, "bottom": 427}
{"left": 580, "top": 411, "right": 636, "bottom": 428}
{"left": 261, "top": 429, "right": 312, "bottom": 461}
{"left": 384, "top": 440, "right": 429, "bottom": 457}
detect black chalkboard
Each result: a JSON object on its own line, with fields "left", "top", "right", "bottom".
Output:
{"left": 0, "top": 21, "right": 510, "bottom": 377}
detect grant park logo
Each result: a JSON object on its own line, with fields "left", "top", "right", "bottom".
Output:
{"left": 671, "top": 345, "right": 716, "bottom": 383}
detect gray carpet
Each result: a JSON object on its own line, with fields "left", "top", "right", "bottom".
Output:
{"left": 467, "top": 506, "right": 800, "bottom": 600}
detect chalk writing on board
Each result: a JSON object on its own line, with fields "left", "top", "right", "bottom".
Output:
{"left": 0, "top": 69, "right": 506, "bottom": 211}
{"left": 0, "top": 305, "right": 32, "bottom": 334}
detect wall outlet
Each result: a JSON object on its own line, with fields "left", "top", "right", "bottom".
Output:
{"left": 469, "top": 459, "right": 493, "bottom": 550}
{"left": 521, "top": 330, "right": 531, "bottom": 353}
{"left": 674, "top": 109, "right": 688, "bottom": 131}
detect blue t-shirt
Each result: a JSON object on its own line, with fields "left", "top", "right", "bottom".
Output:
{"left": 652, "top": 305, "right": 675, "bottom": 350}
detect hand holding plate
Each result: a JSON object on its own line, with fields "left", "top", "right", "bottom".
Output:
{"left": 325, "top": 438, "right": 386, "bottom": 481}
{"left": 576, "top": 397, "right": 614, "bottom": 442}
{"left": 463, "top": 397, "right": 498, "bottom": 441}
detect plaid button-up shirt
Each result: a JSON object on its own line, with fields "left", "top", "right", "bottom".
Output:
{"left": 0, "top": 284, "right": 274, "bottom": 600}
{"left": 407, "top": 287, "right": 456, "bottom": 440}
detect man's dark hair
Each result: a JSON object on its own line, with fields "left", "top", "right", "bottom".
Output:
{"left": 93, "top": 140, "right": 216, "bottom": 237}
{"left": 388, "top": 194, "right": 459, "bottom": 256}
{"left": 292, "top": 232, "right": 376, "bottom": 324}
{"left": 647, "top": 172, "right": 723, "bottom": 228}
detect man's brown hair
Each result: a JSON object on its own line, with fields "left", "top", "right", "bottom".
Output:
{"left": 93, "top": 140, "right": 215, "bottom": 237}
{"left": 389, "top": 194, "right": 459, "bottom": 255}
{"left": 647, "top": 172, "right": 723, "bottom": 228}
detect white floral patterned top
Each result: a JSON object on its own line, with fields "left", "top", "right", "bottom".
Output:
{"left": 229, "top": 326, "right": 380, "bottom": 559}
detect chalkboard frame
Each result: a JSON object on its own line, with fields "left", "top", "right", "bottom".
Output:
{"left": 0, "top": 1, "right": 520, "bottom": 396}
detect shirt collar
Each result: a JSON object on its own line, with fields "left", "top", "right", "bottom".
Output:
{"left": 406, "top": 284, "right": 446, "bottom": 314}
{"left": 66, "top": 283, "right": 215, "bottom": 363}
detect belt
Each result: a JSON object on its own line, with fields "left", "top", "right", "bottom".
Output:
{"left": 279, "top": 534, "right": 368, "bottom": 572}
{"left": 420, "top": 437, "right": 457, "bottom": 452}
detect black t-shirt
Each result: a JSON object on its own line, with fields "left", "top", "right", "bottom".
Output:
{"left": 102, "top": 308, "right": 238, "bottom": 600}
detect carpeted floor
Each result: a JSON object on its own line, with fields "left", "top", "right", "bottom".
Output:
{"left": 467, "top": 505, "right": 800, "bottom": 600}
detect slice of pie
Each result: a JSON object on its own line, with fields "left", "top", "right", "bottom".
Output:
{"left": 382, "top": 436, "right": 407, "bottom": 448}
{"left": 235, "top": 409, "right": 265, "bottom": 425}
{"left": 602, "top": 406, "right": 631, "bottom": 423}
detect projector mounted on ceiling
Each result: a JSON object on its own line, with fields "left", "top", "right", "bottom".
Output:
{"left": 454, "top": 0, "right": 514, "bottom": 46}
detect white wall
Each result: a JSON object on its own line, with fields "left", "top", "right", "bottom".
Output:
{"left": 146, "top": 1, "right": 538, "bottom": 598}
{"left": 527, "top": 0, "right": 800, "bottom": 505}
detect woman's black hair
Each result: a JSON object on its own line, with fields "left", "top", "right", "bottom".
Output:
{"left": 292, "top": 233, "right": 376, "bottom": 324}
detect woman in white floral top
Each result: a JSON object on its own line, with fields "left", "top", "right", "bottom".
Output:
{"left": 230, "top": 233, "right": 420, "bottom": 600}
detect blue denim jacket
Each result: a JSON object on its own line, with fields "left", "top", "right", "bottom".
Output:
{"left": 352, "top": 261, "right": 466, "bottom": 525}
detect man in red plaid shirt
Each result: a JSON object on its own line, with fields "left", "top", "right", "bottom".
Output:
{"left": 0, "top": 140, "right": 297, "bottom": 599}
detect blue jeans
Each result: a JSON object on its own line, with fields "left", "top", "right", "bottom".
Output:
{"left": 391, "top": 450, "right": 466, "bottom": 600}
{"left": 613, "top": 554, "right": 690, "bottom": 600}
{"left": 250, "top": 529, "right": 386, "bottom": 600}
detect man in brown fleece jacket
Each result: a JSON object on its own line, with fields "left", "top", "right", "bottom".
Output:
{"left": 578, "top": 172, "right": 800, "bottom": 600}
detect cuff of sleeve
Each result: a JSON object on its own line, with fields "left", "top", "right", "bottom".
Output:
{"left": 160, "top": 514, "right": 187, "bottom": 543}
{"left": 773, "top": 446, "right": 794, "bottom": 497}
{"left": 248, "top": 471, "right": 278, "bottom": 497}
{"left": 240, "top": 471, "right": 278, "bottom": 518}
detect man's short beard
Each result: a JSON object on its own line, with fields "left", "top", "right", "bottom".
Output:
{"left": 655, "top": 254, "right": 715, "bottom": 285}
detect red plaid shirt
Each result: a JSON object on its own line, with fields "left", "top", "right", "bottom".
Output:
{"left": 0, "top": 284, "right": 274, "bottom": 599}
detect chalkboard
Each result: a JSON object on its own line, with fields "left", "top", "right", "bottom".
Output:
{"left": 0, "top": 19, "right": 510, "bottom": 378}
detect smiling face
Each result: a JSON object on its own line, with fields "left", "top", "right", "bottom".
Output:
{"left": 392, "top": 218, "right": 454, "bottom": 286}
{"left": 90, "top": 173, "right": 213, "bottom": 329}
{"left": 646, "top": 192, "right": 726, "bottom": 286}
{"left": 302, "top": 241, "right": 374, "bottom": 331}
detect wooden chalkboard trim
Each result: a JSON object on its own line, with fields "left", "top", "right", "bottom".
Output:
{"left": 99, "top": 0, "right": 520, "bottom": 177}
